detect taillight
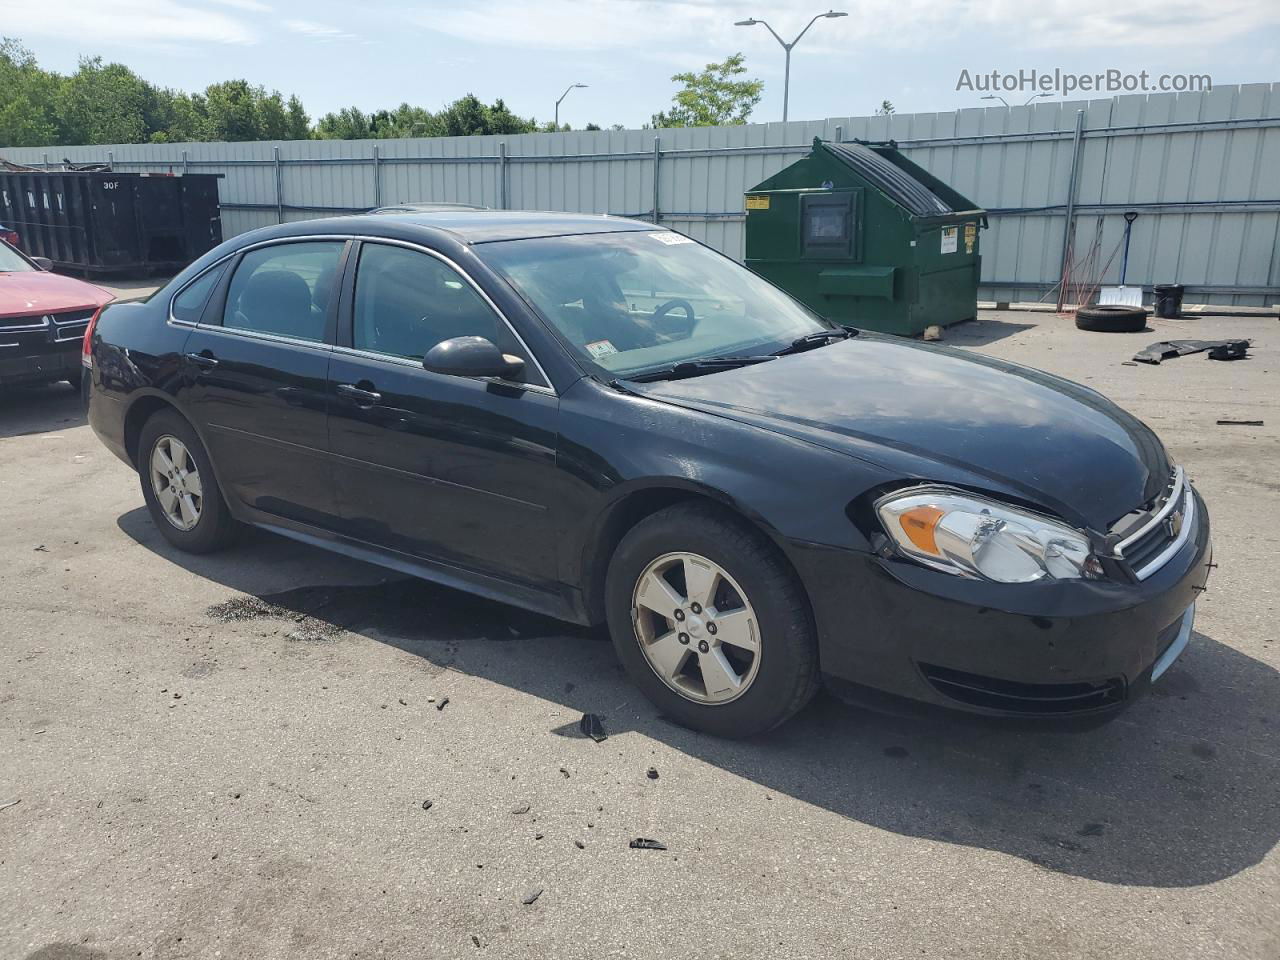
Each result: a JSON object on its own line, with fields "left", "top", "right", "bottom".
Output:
{"left": 82, "top": 303, "right": 108, "bottom": 367}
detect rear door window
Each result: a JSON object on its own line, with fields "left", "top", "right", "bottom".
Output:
{"left": 223, "top": 241, "right": 345, "bottom": 343}
{"left": 171, "top": 261, "right": 229, "bottom": 323}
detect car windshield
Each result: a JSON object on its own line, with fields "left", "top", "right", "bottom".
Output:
{"left": 0, "top": 242, "right": 34, "bottom": 272}
{"left": 478, "top": 230, "right": 835, "bottom": 378}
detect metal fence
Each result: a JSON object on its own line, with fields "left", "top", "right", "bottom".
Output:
{"left": 5, "top": 82, "right": 1278, "bottom": 306}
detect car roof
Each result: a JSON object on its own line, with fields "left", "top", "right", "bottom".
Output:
{"left": 369, "top": 201, "right": 488, "bottom": 214}
{"left": 273, "top": 210, "right": 661, "bottom": 245}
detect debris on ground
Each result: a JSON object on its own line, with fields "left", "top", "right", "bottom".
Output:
{"left": 436, "top": 697, "right": 449, "bottom": 711}
{"left": 630, "top": 838, "right": 667, "bottom": 851}
{"left": 0, "top": 799, "right": 20, "bottom": 813}
{"left": 521, "top": 887, "right": 543, "bottom": 905}
{"left": 33, "top": 545, "right": 47, "bottom": 552}
{"left": 1216, "top": 419, "right": 1264, "bottom": 426}
{"left": 579, "top": 713, "right": 608, "bottom": 742}
{"left": 511, "top": 803, "right": 531, "bottom": 815}
{"left": 922, "top": 325, "right": 943, "bottom": 341}
{"left": 398, "top": 698, "right": 407, "bottom": 706}
{"left": 559, "top": 767, "right": 570, "bottom": 779}
{"left": 421, "top": 799, "right": 433, "bottom": 811}
{"left": 1133, "top": 339, "right": 1250, "bottom": 364}
{"left": 574, "top": 839, "right": 585, "bottom": 849}
{"left": 646, "top": 767, "right": 659, "bottom": 780}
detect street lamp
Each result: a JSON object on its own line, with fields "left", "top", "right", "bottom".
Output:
{"left": 555, "top": 83, "right": 588, "bottom": 129}
{"left": 981, "top": 94, "right": 1011, "bottom": 107}
{"left": 1024, "top": 92, "right": 1051, "bottom": 105}
{"left": 735, "top": 10, "right": 847, "bottom": 122}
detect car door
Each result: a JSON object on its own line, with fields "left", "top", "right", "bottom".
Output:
{"left": 181, "top": 238, "right": 348, "bottom": 527}
{"left": 326, "top": 239, "right": 561, "bottom": 586}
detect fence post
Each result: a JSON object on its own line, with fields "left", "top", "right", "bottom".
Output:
{"left": 372, "top": 145, "right": 381, "bottom": 208}
{"left": 499, "top": 141, "right": 508, "bottom": 210}
{"left": 834, "top": 125, "right": 843, "bottom": 143}
{"left": 1055, "top": 109, "right": 1086, "bottom": 312}
{"left": 43, "top": 153, "right": 49, "bottom": 170}
{"left": 181, "top": 150, "right": 189, "bottom": 176}
{"left": 273, "top": 145, "right": 284, "bottom": 223}
{"left": 651, "top": 136, "right": 661, "bottom": 223}
{"left": 107, "top": 151, "right": 114, "bottom": 172}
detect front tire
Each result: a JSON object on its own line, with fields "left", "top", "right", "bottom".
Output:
{"left": 137, "top": 410, "right": 238, "bottom": 553}
{"left": 605, "top": 502, "right": 819, "bottom": 737}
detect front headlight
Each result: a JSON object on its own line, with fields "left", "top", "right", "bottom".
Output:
{"left": 875, "top": 487, "right": 1102, "bottom": 583}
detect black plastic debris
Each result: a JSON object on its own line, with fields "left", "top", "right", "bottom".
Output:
{"left": 436, "top": 697, "right": 450, "bottom": 711}
{"left": 1216, "top": 419, "right": 1264, "bottom": 426}
{"left": 579, "top": 713, "right": 608, "bottom": 743}
{"left": 630, "top": 838, "right": 667, "bottom": 851}
{"left": 1133, "top": 339, "right": 1250, "bottom": 365}
{"left": 522, "top": 887, "right": 543, "bottom": 905}
{"left": 1208, "top": 341, "right": 1249, "bottom": 361}
{"left": 559, "top": 767, "right": 570, "bottom": 779}
{"left": 574, "top": 839, "right": 585, "bottom": 849}
{"left": 421, "top": 799, "right": 433, "bottom": 811}
{"left": 646, "top": 767, "right": 659, "bottom": 780}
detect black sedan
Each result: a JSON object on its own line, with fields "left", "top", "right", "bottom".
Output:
{"left": 85, "top": 212, "right": 1211, "bottom": 736}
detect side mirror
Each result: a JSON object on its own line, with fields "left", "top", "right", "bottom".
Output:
{"left": 423, "top": 336, "right": 525, "bottom": 380}
{"left": 31, "top": 256, "right": 53, "bottom": 271}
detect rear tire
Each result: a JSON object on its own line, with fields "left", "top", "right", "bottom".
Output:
{"left": 137, "top": 410, "right": 238, "bottom": 553}
{"left": 605, "top": 502, "right": 819, "bottom": 738}
{"left": 1075, "top": 305, "right": 1148, "bottom": 332}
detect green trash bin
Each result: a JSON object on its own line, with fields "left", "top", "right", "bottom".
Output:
{"left": 744, "top": 138, "right": 986, "bottom": 336}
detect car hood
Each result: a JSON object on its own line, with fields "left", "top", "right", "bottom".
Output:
{"left": 627, "top": 335, "right": 1170, "bottom": 532}
{"left": 0, "top": 271, "right": 113, "bottom": 316}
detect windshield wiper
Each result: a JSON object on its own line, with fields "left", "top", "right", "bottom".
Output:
{"left": 771, "top": 327, "right": 857, "bottom": 356}
{"left": 625, "top": 355, "right": 777, "bottom": 383}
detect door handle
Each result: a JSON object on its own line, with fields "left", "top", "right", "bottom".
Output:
{"left": 184, "top": 352, "right": 218, "bottom": 370}
{"left": 336, "top": 382, "right": 382, "bottom": 406}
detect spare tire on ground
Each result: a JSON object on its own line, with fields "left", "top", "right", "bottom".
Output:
{"left": 1075, "top": 305, "right": 1149, "bottom": 333}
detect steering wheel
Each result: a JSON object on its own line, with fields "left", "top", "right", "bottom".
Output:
{"left": 650, "top": 298, "right": 697, "bottom": 340}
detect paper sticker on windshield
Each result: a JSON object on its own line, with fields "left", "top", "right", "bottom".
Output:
{"left": 585, "top": 339, "right": 618, "bottom": 359}
{"left": 652, "top": 232, "right": 693, "bottom": 245}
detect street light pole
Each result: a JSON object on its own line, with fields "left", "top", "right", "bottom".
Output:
{"left": 555, "top": 83, "right": 588, "bottom": 129}
{"left": 735, "top": 10, "right": 847, "bottom": 122}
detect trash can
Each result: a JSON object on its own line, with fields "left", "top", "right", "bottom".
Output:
{"left": 744, "top": 138, "right": 986, "bottom": 336}
{"left": 1153, "top": 284, "right": 1185, "bottom": 319}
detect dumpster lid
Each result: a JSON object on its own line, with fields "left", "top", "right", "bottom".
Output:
{"left": 823, "top": 141, "right": 954, "bottom": 218}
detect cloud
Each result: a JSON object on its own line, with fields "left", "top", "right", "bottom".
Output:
{"left": 283, "top": 18, "right": 361, "bottom": 42}
{"left": 404, "top": 0, "right": 1279, "bottom": 56}
{"left": 208, "top": 0, "right": 272, "bottom": 11}
{"left": 5, "top": 0, "right": 259, "bottom": 46}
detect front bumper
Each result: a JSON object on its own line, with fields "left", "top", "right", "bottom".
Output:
{"left": 794, "top": 486, "right": 1212, "bottom": 718}
{"left": 0, "top": 342, "right": 81, "bottom": 387}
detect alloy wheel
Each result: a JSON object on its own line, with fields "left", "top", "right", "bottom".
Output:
{"left": 150, "top": 435, "right": 203, "bottom": 532}
{"left": 631, "top": 551, "right": 761, "bottom": 704}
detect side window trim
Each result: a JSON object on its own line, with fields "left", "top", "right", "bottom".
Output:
{"left": 204, "top": 237, "right": 350, "bottom": 346}
{"left": 342, "top": 238, "right": 554, "bottom": 392}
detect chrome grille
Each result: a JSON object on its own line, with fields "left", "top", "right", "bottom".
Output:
{"left": 1111, "top": 467, "right": 1195, "bottom": 580}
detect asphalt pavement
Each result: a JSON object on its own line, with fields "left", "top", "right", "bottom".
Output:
{"left": 1, "top": 308, "right": 1276, "bottom": 960}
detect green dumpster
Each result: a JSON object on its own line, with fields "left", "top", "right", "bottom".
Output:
{"left": 744, "top": 138, "right": 986, "bottom": 336}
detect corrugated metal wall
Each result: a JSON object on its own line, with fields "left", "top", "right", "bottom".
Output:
{"left": 5, "top": 83, "right": 1278, "bottom": 306}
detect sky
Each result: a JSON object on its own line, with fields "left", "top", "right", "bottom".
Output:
{"left": 3, "top": 0, "right": 1278, "bottom": 129}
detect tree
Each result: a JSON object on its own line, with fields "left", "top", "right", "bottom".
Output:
{"left": 875, "top": 100, "right": 895, "bottom": 116}
{"left": 651, "top": 53, "right": 762, "bottom": 128}
{"left": 0, "top": 39, "right": 59, "bottom": 147}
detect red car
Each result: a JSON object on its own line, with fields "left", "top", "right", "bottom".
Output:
{"left": 1, "top": 238, "right": 113, "bottom": 389}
